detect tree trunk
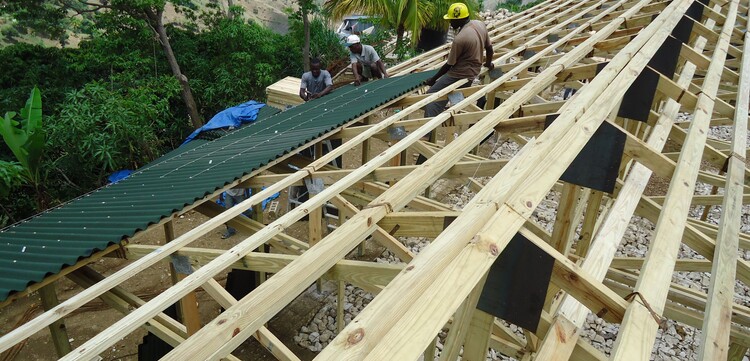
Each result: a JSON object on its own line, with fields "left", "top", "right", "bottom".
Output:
{"left": 396, "top": 23, "right": 405, "bottom": 50}
{"left": 227, "top": 0, "right": 234, "bottom": 19}
{"left": 302, "top": 2, "right": 311, "bottom": 71}
{"left": 147, "top": 9, "right": 204, "bottom": 129}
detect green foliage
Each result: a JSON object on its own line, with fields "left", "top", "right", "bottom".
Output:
{"left": 323, "top": 0, "right": 480, "bottom": 44}
{"left": 0, "top": 161, "right": 24, "bottom": 198}
{"left": 169, "top": 17, "right": 291, "bottom": 116}
{"left": 324, "top": 0, "right": 432, "bottom": 46}
{"left": 425, "top": 0, "right": 481, "bottom": 31}
{"left": 286, "top": 16, "right": 349, "bottom": 75}
{"left": 0, "top": 1, "right": 349, "bottom": 222}
{"left": 496, "top": 0, "right": 544, "bottom": 12}
{"left": 46, "top": 78, "right": 182, "bottom": 190}
{"left": 0, "top": 87, "right": 45, "bottom": 186}
{"left": 0, "top": 44, "right": 85, "bottom": 115}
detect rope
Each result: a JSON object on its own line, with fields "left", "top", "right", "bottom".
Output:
{"left": 624, "top": 291, "right": 666, "bottom": 328}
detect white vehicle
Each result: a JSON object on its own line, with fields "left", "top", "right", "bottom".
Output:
{"left": 336, "top": 15, "right": 376, "bottom": 40}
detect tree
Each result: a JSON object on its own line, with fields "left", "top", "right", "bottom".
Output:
{"left": 0, "top": 0, "right": 205, "bottom": 128}
{"left": 298, "top": 0, "right": 317, "bottom": 71}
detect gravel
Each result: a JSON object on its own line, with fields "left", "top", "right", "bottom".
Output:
{"left": 294, "top": 5, "right": 750, "bottom": 356}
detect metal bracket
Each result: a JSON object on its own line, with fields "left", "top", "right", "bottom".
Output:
{"left": 388, "top": 126, "right": 408, "bottom": 140}
{"left": 171, "top": 255, "right": 193, "bottom": 275}
{"left": 304, "top": 178, "right": 325, "bottom": 195}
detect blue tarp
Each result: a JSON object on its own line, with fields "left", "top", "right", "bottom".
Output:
{"left": 182, "top": 100, "right": 266, "bottom": 145}
{"left": 108, "top": 170, "right": 132, "bottom": 184}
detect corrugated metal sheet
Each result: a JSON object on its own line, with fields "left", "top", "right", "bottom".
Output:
{"left": 0, "top": 72, "right": 434, "bottom": 301}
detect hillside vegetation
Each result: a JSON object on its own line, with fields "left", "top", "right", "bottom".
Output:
{"left": 0, "top": 1, "right": 347, "bottom": 225}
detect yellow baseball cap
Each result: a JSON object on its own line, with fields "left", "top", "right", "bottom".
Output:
{"left": 444, "top": 3, "right": 470, "bottom": 19}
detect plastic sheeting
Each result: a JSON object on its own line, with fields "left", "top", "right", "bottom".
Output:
{"left": 183, "top": 101, "right": 267, "bottom": 144}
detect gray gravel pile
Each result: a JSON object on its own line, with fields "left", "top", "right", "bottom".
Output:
{"left": 293, "top": 95, "right": 750, "bottom": 360}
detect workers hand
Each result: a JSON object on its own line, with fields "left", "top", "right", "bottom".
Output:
{"left": 424, "top": 77, "right": 436, "bottom": 86}
{"left": 485, "top": 62, "right": 495, "bottom": 71}
{"left": 354, "top": 76, "right": 362, "bottom": 86}
{"left": 310, "top": 93, "right": 319, "bottom": 100}
{"left": 383, "top": 73, "right": 390, "bottom": 79}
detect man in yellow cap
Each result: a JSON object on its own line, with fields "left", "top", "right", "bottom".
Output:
{"left": 423, "top": 2, "right": 493, "bottom": 117}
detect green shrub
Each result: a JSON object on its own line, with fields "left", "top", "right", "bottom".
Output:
{"left": 46, "top": 78, "right": 183, "bottom": 193}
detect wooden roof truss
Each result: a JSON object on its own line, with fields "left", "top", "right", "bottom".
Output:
{"left": 1, "top": 0, "right": 749, "bottom": 359}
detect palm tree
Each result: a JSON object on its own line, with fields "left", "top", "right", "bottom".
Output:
{"left": 324, "top": 0, "right": 434, "bottom": 48}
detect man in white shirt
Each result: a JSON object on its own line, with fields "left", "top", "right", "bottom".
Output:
{"left": 346, "top": 35, "right": 389, "bottom": 86}
{"left": 299, "top": 58, "right": 333, "bottom": 101}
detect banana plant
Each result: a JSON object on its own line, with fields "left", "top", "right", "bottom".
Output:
{"left": 0, "top": 87, "right": 48, "bottom": 209}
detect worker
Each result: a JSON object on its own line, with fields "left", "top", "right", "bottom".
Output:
{"left": 221, "top": 187, "right": 247, "bottom": 239}
{"left": 299, "top": 58, "right": 333, "bottom": 101}
{"left": 423, "top": 2, "right": 494, "bottom": 117}
{"left": 346, "top": 34, "right": 389, "bottom": 86}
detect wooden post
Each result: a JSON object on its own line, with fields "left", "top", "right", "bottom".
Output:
{"left": 438, "top": 274, "right": 487, "bottom": 361}
{"left": 165, "top": 221, "right": 202, "bottom": 335}
{"left": 251, "top": 187, "right": 267, "bottom": 284}
{"left": 38, "top": 283, "right": 72, "bottom": 357}
{"left": 551, "top": 182, "right": 581, "bottom": 254}
{"left": 362, "top": 115, "right": 372, "bottom": 164}
{"left": 462, "top": 310, "right": 494, "bottom": 361}
{"left": 576, "top": 190, "right": 604, "bottom": 256}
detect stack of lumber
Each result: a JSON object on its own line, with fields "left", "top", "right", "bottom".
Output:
{"left": 266, "top": 76, "right": 304, "bottom": 110}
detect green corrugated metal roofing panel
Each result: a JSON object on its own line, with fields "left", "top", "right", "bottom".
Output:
{"left": 0, "top": 71, "right": 435, "bottom": 301}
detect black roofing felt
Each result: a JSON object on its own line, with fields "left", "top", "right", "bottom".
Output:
{"left": 0, "top": 71, "right": 434, "bottom": 302}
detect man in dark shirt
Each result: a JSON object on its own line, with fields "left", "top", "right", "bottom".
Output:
{"left": 424, "top": 2, "right": 494, "bottom": 117}
{"left": 299, "top": 58, "right": 333, "bottom": 101}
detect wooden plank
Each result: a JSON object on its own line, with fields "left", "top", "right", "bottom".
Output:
{"left": 199, "top": 279, "right": 301, "bottom": 361}
{"left": 330, "top": 195, "right": 414, "bottom": 262}
{"left": 611, "top": 4, "right": 740, "bottom": 358}
{"left": 195, "top": 201, "right": 308, "bottom": 255}
{"left": 576, "top": 190, "right": 605, "bottom": 256}
{"left": 521, "top": 228, "right": 628, "bottom": 323}
{"left": 536, "top": 0, "right": 724, "bottom": 356}
{"left": 602, "top": 272, "right": 750, "bottom": 346}
{"left": 160, "top": 1, "right": 642, "bottom": 357}
{"left": 320, "top": 1, "right": 683, "bottom": 357}
{"left": 728, "top": 344, "right": 749, "bottom": 361}
{"left": 698, "top": 2, "right": 749, "bottom": 356}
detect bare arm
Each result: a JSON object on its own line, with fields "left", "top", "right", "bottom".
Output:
{"left": 299, "top": 88, "right": 309, "bottom": 101}
{"left": 484, "top": 43, "right": 495, "bottom": 69}
{"left": 376, "top": 60, "right": 389, "bottom": 78}
{"left": 311, "top": 85, "right": 333, "bottom": 99}
{"left": 351, "top": 63, "right": 362, "bottom": 85}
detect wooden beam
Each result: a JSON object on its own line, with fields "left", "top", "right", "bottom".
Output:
{"left": 38, "top": 284, "right": 71, "bottom": 357}
{"left": 698, "top": 2, "right": 749, "bottom": 356}
{"left": 610, "top": 3, "right": 740, "bottom": 358}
